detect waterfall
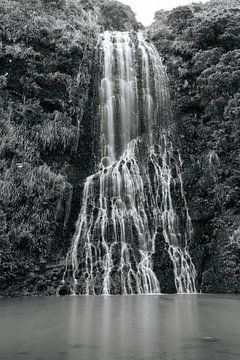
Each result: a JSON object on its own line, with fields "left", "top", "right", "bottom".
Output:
{"left": 62, "top": 31, "right": 196, "bottom": 295}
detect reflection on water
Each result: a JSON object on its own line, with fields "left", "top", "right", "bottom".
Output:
{"left": 0, "top": 295, "right": 239, "bottom": 360}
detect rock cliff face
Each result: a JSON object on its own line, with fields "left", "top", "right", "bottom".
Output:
{"left": 0, "top": 0, "right": 239, "bottom": 296}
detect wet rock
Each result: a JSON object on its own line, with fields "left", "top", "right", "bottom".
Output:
{"left": 101, "top": 157, "right": 111, "bottom": 167}
{"left": 36, "top": 282, "right": 48, "bottom": 293}
{"left": 153, "top": 232, "right": 176, "bottom": 293}
{"left": 58, "top": 285, "right": 71, "bottom": 296}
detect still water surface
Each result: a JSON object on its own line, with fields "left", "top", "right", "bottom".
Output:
{"left": 0, "top": 295, "right": 239, "bottom": 360}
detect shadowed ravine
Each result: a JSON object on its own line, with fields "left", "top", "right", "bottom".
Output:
{"left": 62, "top": 31, "right": 197, "bottom": 295}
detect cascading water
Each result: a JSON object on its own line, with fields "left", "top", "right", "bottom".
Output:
{"left": 62, "top": 31, "right": 196, "bottom": 295}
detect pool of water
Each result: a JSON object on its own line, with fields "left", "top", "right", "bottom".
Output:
{"left": 0, "top": 294, "right": 239, "bottom": 360}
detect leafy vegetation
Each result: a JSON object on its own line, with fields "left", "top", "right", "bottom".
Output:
{"left": 0, "top": 0, "right": 140, "bottom": 295}
{"left": 149, "top": 0, "right": 240, "bottom": 292}
{"left": 0, "top": 0, "right": 102, "bottom": 294}
{"left": 101, "top": 1, "right": 140, "bottom": 31}
{"left": 1, "top": 0, "right": 239, "bottom": 294}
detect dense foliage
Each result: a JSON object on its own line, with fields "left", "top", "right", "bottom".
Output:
{"left": 0, "top": 0, "right": 140, "bottom": 295}
{"left": 149, "top": 0, "right": 240, "bottom": 292}
{"left": 1, "top": 0, "right": 239, "bottom": 295}
{"left": 0, "top": 0, "right": 97, "bottom": 293}
{"left": 101, "top": 1, "right": 140, "bottom": 31}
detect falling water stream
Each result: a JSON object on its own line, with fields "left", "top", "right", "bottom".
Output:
{"left": 63, "top": 31, "right": 196, "bottom": 295}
